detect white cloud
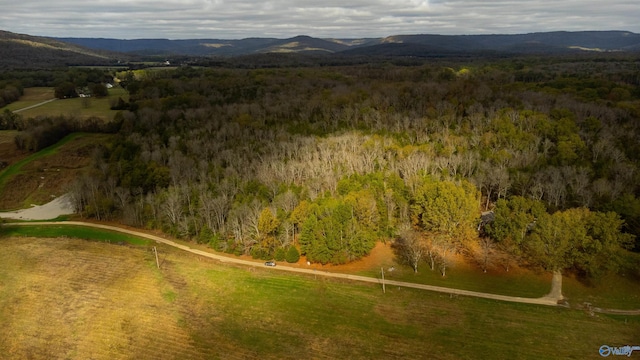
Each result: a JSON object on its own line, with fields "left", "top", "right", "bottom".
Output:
{"left": 0, "top": 0, "right": 637, "bottom": 39}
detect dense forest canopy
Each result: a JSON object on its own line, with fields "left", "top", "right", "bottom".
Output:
{"left": 5, "top": 55, "right": 640, "bottom": 276}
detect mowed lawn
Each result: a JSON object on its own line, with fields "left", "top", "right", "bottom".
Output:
{"left": 1, "top": 87, "right": 55, "bottom": 111}
{"left": 1, "top": 87, "right": 127, "bottom": 120}
{"left": 0, "top": 236, "right": 637, "bottom": 360}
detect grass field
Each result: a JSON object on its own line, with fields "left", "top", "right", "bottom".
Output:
{"left": 1, "top": 87, "right": 55, "bottom": 111}
{"left": 1, "top": 225, "right": 151, "bottom": 245}
{"left": 0, "top": 235, "right": 638, "bottom": 360}
{"left": 316, "top": 241, "right": 640, "bottom": 310}
{"left": 356, "top": 254, "right": 552, "bottom": 298}
{"left": 0, "top": 130, "right": 25, "bottom": 166}
{"left": 562, "top": 251, "right": 640, "bottom": 310}
{"left": 1, "top": 87, "right": 128, "bottom": 121}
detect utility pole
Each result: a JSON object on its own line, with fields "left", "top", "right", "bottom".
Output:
{"left": 153, "top": 246, "right": 160, "bottom": 269}
{"left": 381, "top": 267, "right": 386, "bottom": 294}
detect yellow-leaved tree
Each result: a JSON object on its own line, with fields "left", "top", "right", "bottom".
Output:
{"left": 411, "top": 177, "right": 481, "bottom": 276}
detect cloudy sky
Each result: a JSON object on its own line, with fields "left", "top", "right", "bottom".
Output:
{"left": 0, "top": 0, "right": 638, "bottom": 39}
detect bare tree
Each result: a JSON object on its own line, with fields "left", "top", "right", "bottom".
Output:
{"left": 273, "top": 189, "right": 299, "bottom": 214}
{"left": 395, "top": 223, "right": 425, "bottom": 273}
{"left": 200, "top": 192, "right": 230, "bottom": 234}
{"left": 541, "top": 167, "right": 566, "bottom": 208}
{"left": 433, "top": 234, "right": 456, "bottom": 277}
{"left": 114, "top": 186, "right": 131, "bottom": 211}
{"left": 160, "top": 186, "right": 184, "bottom": 231}
{"left": 476, "top": 237, "right": 496, "bottom": 273}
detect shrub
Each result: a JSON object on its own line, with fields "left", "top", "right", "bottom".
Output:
{"left": 251, "top": 246, "right": 271, "bottom": 260}
{"left": 233, "top": 245, "right": 244, "bottom": 257}
{"left": 224, "top": 239, "right": 235, "bottom": 254}
{"left": 274, "top": 247, "right": 286, "bottom": 261}
{"left": 285, "top": 246, "right": 300, "bottom": 263}
{"left": 208, "top": 232, "right": 225, "bottom": 251}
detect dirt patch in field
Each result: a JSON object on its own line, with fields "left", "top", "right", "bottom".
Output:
{"left": 220, "top": 240, "right": 400, "bottom": 275}
{"left": 319, "top": 241, "right": 398, "bottom": 273}
{"left": 0, "top": 131, "right": 29, "bottom": 169}
{"left": 0, "top": 133, "right": 111, "bottom": 210}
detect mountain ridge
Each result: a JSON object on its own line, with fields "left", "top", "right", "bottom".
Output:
{"left": 1, "top": 30, "right": 640, "bottom": 69}
{"left": 0, "top": 30, "right": 128, "bottom": 68}
{"left": 55, "top": 30, "right": 640, "bottom": 56}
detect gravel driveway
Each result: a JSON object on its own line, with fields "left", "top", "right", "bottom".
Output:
{"left": 0, "top": 193, "right": 74, "bottom": 220}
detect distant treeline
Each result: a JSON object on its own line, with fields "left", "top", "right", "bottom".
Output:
{"left": 11, "top": 115, "right": 121, "bottom": 152}
{"left": 0, "top": 81, "right": 22, "bottom": 108}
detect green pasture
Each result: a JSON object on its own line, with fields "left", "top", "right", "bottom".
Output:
{"left": 0, "top": 226, "right": 637, "bottom": 358}
{"left": 1, "top": 87, "right": 54, "bottom": 111}
{"left": 1, "top": 225, "right": 150, "bottom": 246}
{"left": 70, "top": 66, "right": 130, "bottom": 70}
{"left": 562, "top": 251, "right": 640, "bottom": 310}
{"left": 362, "top": 262, "right": 552, "bottom": 298}
{"left": 172, "top": 251, "right": 639, "bottom": 359}
{"left": 1, "top": 87, "right": 128, "bottom": 120}
{"left": 365, "top": 252, "right": 640, "bottom": 310}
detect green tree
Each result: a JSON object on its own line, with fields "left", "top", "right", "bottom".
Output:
{"left": 486, "top": 197, "right": 543, "bottom": 243}
{"left": 577, "top": 210, "right": 634, "bottom": 278}
{"left": 299, "top": 215, "right": 326, "bottom": 263}
{"left": 285, "top": 246, "right": 300, "bottom": 263}
{"left": 526, "top": 208, "right": 633, "bottom": 278}
{"left": 0, "top": 109, "right": 20, "bottom": 130}
{"left": 289, "top": 200, "right": 311, "bottom": 245}
{"left": 526, "top": 210, "right": 581, "bottom": 273}
{"left": 412, "top": 178, "right": 480, "bottom": 243}
{"left": 257, "top": 207, "right": 279, "bottom": 255}
{"left": 89, "top": 83, "right": 108, "bottom": 98}
{"left": 344, "top": 189, "right": 380, "bottom": 231}
{"left": 485, "top": 196, "right": 546, "bottom": 268}
{"left": 274, "top": 247, "right": 286, "bottom": 261}
{"left": 298, "top": 197, "right": 376, "bottom": 265}
{"left": 258, "top": 207, "right": 279, "bottom": 236}
{"left": 411, "top": 178, "right": 480, "bottom": 276}
{"left": 54, "top": 81, "right": 78, "bottom": 99}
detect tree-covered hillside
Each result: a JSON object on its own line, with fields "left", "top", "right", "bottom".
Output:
{"left": 55, "top": 56, "right": 639, "bottom": 274}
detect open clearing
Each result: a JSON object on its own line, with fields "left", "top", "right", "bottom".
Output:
{"left": 0, "top": 236, "right": 638, "bottom": 359}
{"left": 0, "top": 132, "right": 111, "bottom": 210}
{"left": 1, "top": 87, "right": 56, "bottom": 112}
{"left": 0, "top": 130, "right": 28, "bottom": 170}
{"left": 1, "top": 86, "right": 128, "bottom": 120}
{"left": 0, "top": 194, "right": 74, "bottom": 220}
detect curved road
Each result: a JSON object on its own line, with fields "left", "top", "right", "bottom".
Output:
{"left": 8, "top": 221, "right": 564, "bottom": 306}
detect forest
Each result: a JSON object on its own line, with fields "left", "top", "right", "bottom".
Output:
{"left": 3, "top": 54, "right": 640, "bottom": 278}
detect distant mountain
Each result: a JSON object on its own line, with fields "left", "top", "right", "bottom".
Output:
{"left": 379, "top": 31, "right": 640, "bottom": 53}
{"left": 0, "top": 30, "right": 126, "bottom": 68}
{"left": 2, "top": 30, "right": 639, "bottom": 68}
{"left": 338, "top": 42, "right": 461, "bottom": 58}
{"left": 55, "top": 31, "right": 640, "bottom": 57}
{"left": 56, "top": 35, "right": 362, "bottom": 56}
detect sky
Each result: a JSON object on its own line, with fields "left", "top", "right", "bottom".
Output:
{"left": 0, "top": 0, "right": 638, "bottom": 40}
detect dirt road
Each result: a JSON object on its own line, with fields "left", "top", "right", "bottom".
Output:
{"left": 6, "top": 221, "right": 563, "bottom": 307}
{"left": 13, "top": 98, "right": 57, "bottom": 113}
